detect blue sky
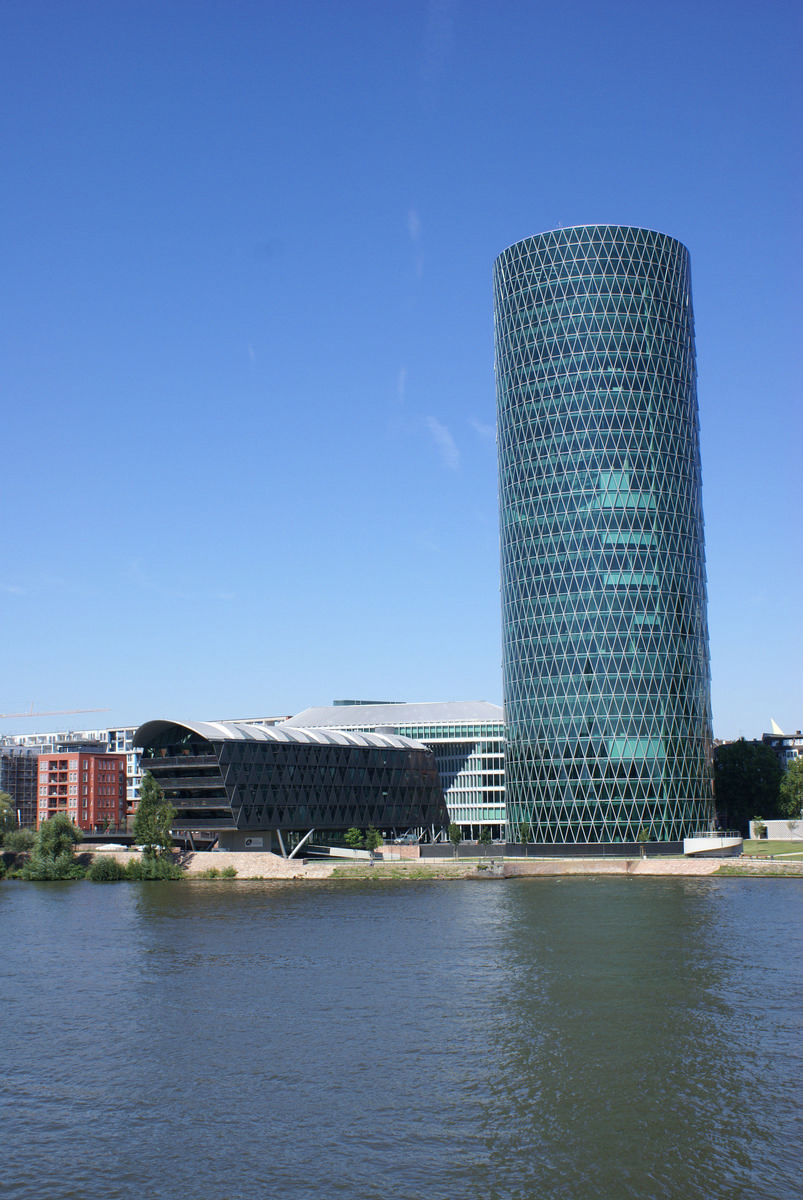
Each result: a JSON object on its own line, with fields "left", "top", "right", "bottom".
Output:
{"left": 1, "top": 0, "right": 800, "bottom": 739}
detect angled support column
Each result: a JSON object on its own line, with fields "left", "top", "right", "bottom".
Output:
{"left": 289, "top": 828, "right": 315, "bottom": 859}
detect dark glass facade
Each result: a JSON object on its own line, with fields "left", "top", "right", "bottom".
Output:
{"left": 136, "top": 720, "right": 449, "bottom": 846}
{"left": 282, "top": 702, "right": 506, "bottom": 836}
{"left": 494, "top": 226, "right": 713, "bottom": 842}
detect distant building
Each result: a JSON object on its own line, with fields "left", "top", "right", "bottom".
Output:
{"left": 749, "top": 818, "right": 803, "bottom": 842}
{"left": 0, "top": 744, "right": 40, "bottom": 827}
{"left": 762, "top": 728, "right": 803, "bottom": 770}
{"left": 37, "top": 748, "right": 127, "bottom": 832}
{"left": 8, "top": 717, "right": 291, "bottom": 816}
{"left": 281, "top": 701, "right": 505, "bottom": 838}
{"left": 12, "top": 706, "right": 503, "bottom": 840}
{"left": 8, "top": 726, "right": 143, "bottom": 814}
{"left": 135, "top": 719, "right": 449, "bottom": 853}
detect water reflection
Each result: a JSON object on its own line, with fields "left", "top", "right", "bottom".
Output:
{"left": 477, "top": 878, "right": 802, "bottom": 1200}
{"left": 1, "top": 878, "right": 801, "bottom": 1200}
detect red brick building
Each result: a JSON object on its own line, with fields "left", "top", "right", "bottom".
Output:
{"left": 37, "top": 750, "right": 127, "bottom": 833}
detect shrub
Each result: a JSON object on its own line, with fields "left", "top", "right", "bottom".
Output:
{"left": 131, "top": 854, "right": 183, "bottom": 881}
{"left": 87, "top": 856, "right": 128, "bottom": 882}
{"left": 194, "top": 864, "right": 238, "bottom": 880}
{"left": 20, "top": 815, "right": 85, "bottom": 880}
{"left": 21, "top": 853, "right": 87, "bottom": 881}
{"left": 2, "top": 830, "right": 36, "bottom": 875}
{"left": 2, "top": 829, "right": 35, "bottom": 855}
{"left": 2, "top": 851, "right": 25, "bottom": 875}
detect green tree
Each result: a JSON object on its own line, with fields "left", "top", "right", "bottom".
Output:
{"left": 133, "top": 773, "right": 175, "bottom": 858}
{"left": 518, "top": 820, "right": 531, "bottom": 845}
{"left": 364, "top": 826, "right": 383, "bottom": 852}
{"left": 38, "top": 812, "right": 83, "bottom": 859}
{"left": 448, "top": 822, "right": 462, "bottom": 859}
{"left": 344, "top": 827, "right": 363, "bottom": 854}
{"left": 0, "top": 791, "right": 16, "bottom": 837}
{"left": 22, "top": 813, "right": 84, "bottom": 880}
{"left": 779, "top": 758, "right": 803, "bottom": 820}
{"left": 1, "top": 827, "right": 35, "bottom": 876}
{"left": 714, "top": 740, "right": 783, "bottom": 835}
{"left": 479, "top": 826, "right": 493, "bottom": 855}
{"left": 2, "top": 828, "right": 34, "bottom": 856}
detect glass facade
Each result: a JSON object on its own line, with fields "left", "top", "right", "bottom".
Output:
{"left": 280, "top": 703, "right": 506, "bottom": 837}
{"left": 367, "top": 724, "right": 504, "bottom": 835}
{"left": 494, "top": 226, "right": 713, "bottom": 843}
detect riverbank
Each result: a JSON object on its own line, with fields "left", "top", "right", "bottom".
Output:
{"left": 90, "top": 848, "right": 335, "bottom": 880}
{"left": 332, "top": 856, "right": 803, "bottom": 880}
{"left": 89, "top": 848, "right": 803, "bottom": 880}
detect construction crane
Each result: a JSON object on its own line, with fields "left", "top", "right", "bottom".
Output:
{"left": 0, "top": 704, "right": 111, "bottom": 719}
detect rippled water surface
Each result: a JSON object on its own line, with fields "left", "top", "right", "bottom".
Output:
{"left": 2, "top": 877, "right": 802, "bottom": 1199}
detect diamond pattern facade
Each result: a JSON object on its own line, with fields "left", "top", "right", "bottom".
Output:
{"left": 494, "top": 226, "right": 714, "bottom": 843}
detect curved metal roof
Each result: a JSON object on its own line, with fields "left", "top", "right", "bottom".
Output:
{"left": 283, "top": 700, "right": 504, "bottom": 729}
{"left": 134, "top": 719, "right": 429, "bottom": 752}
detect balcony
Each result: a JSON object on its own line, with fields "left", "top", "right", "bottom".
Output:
{"left": 143, "top": 754, "right": 219, "bottom": 770}
{"left": 171, "top": 813, "right": 235, "bottom": 829}
{"left": 154, "top": 774, "right": 224, "bottom": 791}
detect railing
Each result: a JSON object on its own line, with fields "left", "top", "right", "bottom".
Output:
{"left": 170, "top": 818, "right": 235, "bottom": 830}
{"left": 152, "top": 775, "right": 224, "bottom": 790}
{"left": 142, "top": 754, "right": 219, "bottom": 768}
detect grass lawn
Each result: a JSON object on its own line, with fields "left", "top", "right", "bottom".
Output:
{"left": 742, "top": 839, "right": 803, "bottom": 859}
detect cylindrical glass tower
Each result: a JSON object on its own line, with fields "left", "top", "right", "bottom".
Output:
{"left": 494, "top": 226, "right": 713, "bottom": 843}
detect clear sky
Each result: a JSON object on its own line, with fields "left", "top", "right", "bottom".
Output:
{"left": 1, "top": 0, "right": 800, "bottom": 740}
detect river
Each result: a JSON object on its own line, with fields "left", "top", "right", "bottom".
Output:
{"left": 2, "top": 876, "right": 801, "bottom": 1199}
